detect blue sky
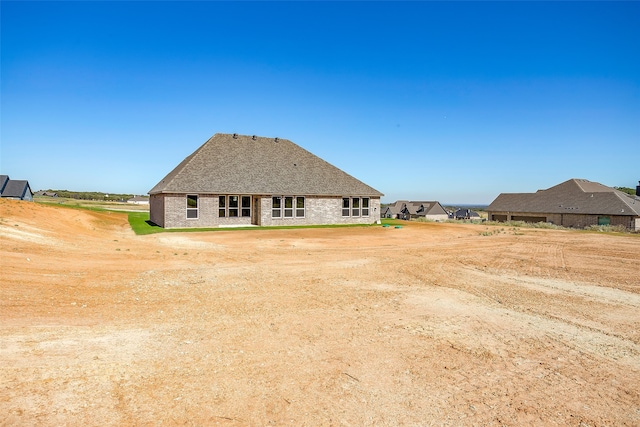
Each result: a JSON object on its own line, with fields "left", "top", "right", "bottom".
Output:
{"left": 2, "top": 1, "right": 638, "bottom": 204}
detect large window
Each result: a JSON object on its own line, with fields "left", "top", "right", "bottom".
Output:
{"left": 342, "top": 198, "right": 350, "bottom": 216}
{"left": 296, "top": 197, "right": 305, "bottom": 217}
{"left": 272, "top": 197, "right": 282, "bottom": 217}
{"left": 352, "top": 198, "right": 360, "bottom": 217}
{"left": 284, "top": 197, "right": 293, "bottom": 217}
{"left": 272, "top": 196, "right": 305, "bottom": 218}
{"left": 219, "top": 195, "right": 250, "bottom": 218}
{"left": 362, "top": 198, "right": 370, "bottom": 216}
{"left": 241, "top": 196, "right": 251, "bottom": 217}
{"left": 342, "top": 197, "right": 370, "bottom": 217}
{"left": 219, "top": 196, "right": 226, "bottom": 217}
{"left": 228, "top": 196, "right": 239, "bottom": 217}
{"left": 187, "top": 195, "right": 198, "bottom": 219}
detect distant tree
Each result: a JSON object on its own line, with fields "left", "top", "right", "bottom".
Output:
{"left": 614, "top": 187, "right": 635, "bottom": 196}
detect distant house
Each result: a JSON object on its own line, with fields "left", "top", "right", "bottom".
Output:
{"left": 453, "top": 208, "right": 481, "bottom": 221}
{"left": 127, "top": 196, "right": 150, "bottom": 205}
{"left": 0, "top": 175, "right": 33, "bottom": 201}
{"left": 383, "top": 200, "right": 448, "bottom": 221}
{"left": 35, "top": 191, "right": 58, "bottom": 197}
{"left": 401, "top": 201, "right": 449, "bottom": 221}
{"left": 487, "top": 178, "right": 640, "bottom": 231}
{"left": 148, "top": 133, "right": 383, "bottom": 228}
{"left": 381, "top": 200, "right": 408, "bottom": 219}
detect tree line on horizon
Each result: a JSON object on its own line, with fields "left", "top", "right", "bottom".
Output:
{"left": 37, "top": 189, "right": 138, "bottom": 202}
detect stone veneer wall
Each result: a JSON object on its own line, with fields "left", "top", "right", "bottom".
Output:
{"left": 152, "top": 194, "right": 381, "bottom": 229}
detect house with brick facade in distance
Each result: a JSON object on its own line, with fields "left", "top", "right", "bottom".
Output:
{"left": 382, "top": 200, "right": 448, "bottom": 221}
{"left": 148, "top": 133, "right": 383, "bottom": 229}
{"left": 487, "top": 178, "right": 640, "bottom": 231}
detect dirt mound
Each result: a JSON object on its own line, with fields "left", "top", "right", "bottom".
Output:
{"left": 1, "top": 199, "right": 639, "bottom": 426}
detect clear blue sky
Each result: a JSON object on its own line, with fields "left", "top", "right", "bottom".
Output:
{"left": 2, "top": 1, "right": 638, "bottom": 204}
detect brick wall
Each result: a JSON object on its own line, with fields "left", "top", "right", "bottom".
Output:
{"left": 151, "top": 194, "right": 381, "bottom": 229}
{"left": 488, "top": 210, "right": 638, "bottom": 230}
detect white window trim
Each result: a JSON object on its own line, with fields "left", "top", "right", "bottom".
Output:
{"left": 272, "top": 196, "right": 305, "bottom": 219}
{"left": 186, "top": 194, "right": 199, "bottom": 220}
{"left": 295, "top": 196, "right": 305, "bottom": 218}
{"left": 272, "top": 196, "right": 282, "bottom": 219}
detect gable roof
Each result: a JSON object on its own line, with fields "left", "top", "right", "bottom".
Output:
{"left": 0, "top": 179, "right": 32, "bottom": 199}
{"left": 403, "top": 201, "right": 447, "bottom": 216}
{"left": 488, "top": 179, "right": 640, "bottom": 216}
{"left": 0, "top": 175, "right": 9, "bottom": 193}
{"left": 454, "top": 208, "right": 480, "bottom": 218}
{"left": 149, "top": 133, "right": 383, "bottom": 197}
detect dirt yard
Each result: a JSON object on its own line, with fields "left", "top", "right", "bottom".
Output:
{"left": 1, "top": 198, "right": 639, "bottom": 426}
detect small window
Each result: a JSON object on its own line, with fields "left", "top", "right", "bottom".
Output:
{"left": 219, "top": 195, "right": 226, "bottom": 217}
{"left": 342, "top": 198, "right": 350, "bottom": 216}
{"left": 362, "top": 198, "right": 370, "bottom": 216}
{"left": 352, "top": 197, "right": 360, "bottom": 217}
{"left": 187, "top": 195, "right": 198, "bottom": 219}
{"left": 296, "top": 197, "right": 305, "bottom": 217}
{"left": 229, "top": 195, "right": 239, "bottom": 217}
{"left": 272, "top": 196, "right": 282, "bottom": 218}
{"left": 284, "top": 197, "right": 293, "bottom": 218}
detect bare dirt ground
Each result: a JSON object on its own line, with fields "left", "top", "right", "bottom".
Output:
{"left": 1, "top": 198, "right": 639, "bottom": 426}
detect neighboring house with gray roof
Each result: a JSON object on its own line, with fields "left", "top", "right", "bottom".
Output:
{"left": 401, "top": 201, "right": 449, "bottom": 221}
{"left": 148, "top": 133, "right": 383, "bottom": 228}
{"left": 0, "top": 175, "right": 33, "bottom": 201}
{"left": 453, "top": 208, "right": 482, "bottom": 221}
{"left": 487, "top": 178, "right": 640, "bottom": 231}
{"left": 381, "top": 200, "right": 408, "bottom": 219}
{"left": 382, "top": 200, "right": 448, "bottom": 221}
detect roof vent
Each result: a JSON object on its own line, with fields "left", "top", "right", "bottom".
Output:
{"left": 252, "top": 135, "right": 257, "bottom": 140}
{"left": 275, "top": 137, "right": 279, "bottom": 142}
{"left": 233, "top": 133, "right": 238, "bottom": 139}
{"left": 636, "top": 181, "right": 640, "bottom": 197}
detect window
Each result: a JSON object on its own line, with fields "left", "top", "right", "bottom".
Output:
{"left": 352, "top": 197, "right": 360, "bottom": 217}
{"left": 241, "top": 196, "right": 251, "bottom": 217}
{"left": 186, "top": 195, "right": 198, "bottom": 219}
{"left": 219, "top": 195, "right": 226, "bottom": 217}
{"left": 272, "top": 196, "right": 304, "bottom": 218}
{"left": 342, "top": 198, "right": 350, "bottom": 216}
{"left": 342, "top": 197, "right": 369, "bottom": 217}
{"left": 284, "top": 197, "right": 294, "bottom": 217}
{"left": 296, "top": 197, "right": 305, "bottom": 217}
{"left": 228, "top": 195, "right": 239, "bottom": 217}
{"left": 272, "top": 196, "right": 282, "bottom": 218}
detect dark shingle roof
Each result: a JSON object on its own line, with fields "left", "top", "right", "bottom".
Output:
{"left": 454, "top": 208, "right": 480, "bottom": 218}
{"left": 0, "top": 180, "right": 31, "bottom": 199}
{"left": 488, "top": 179, "right": 640, "bottom": 216}
{"left": 0, "top": 175, "right": 9, "bottom": 193}
{"left": 149, "top": 133, "right": 383, "bottom": 197}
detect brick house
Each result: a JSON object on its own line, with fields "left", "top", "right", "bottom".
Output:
{"left": 148, "top": 133, "right": 383, "bottom": 228}
{"left": 487, "top": 178, "right": 640, "bottom": 231}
